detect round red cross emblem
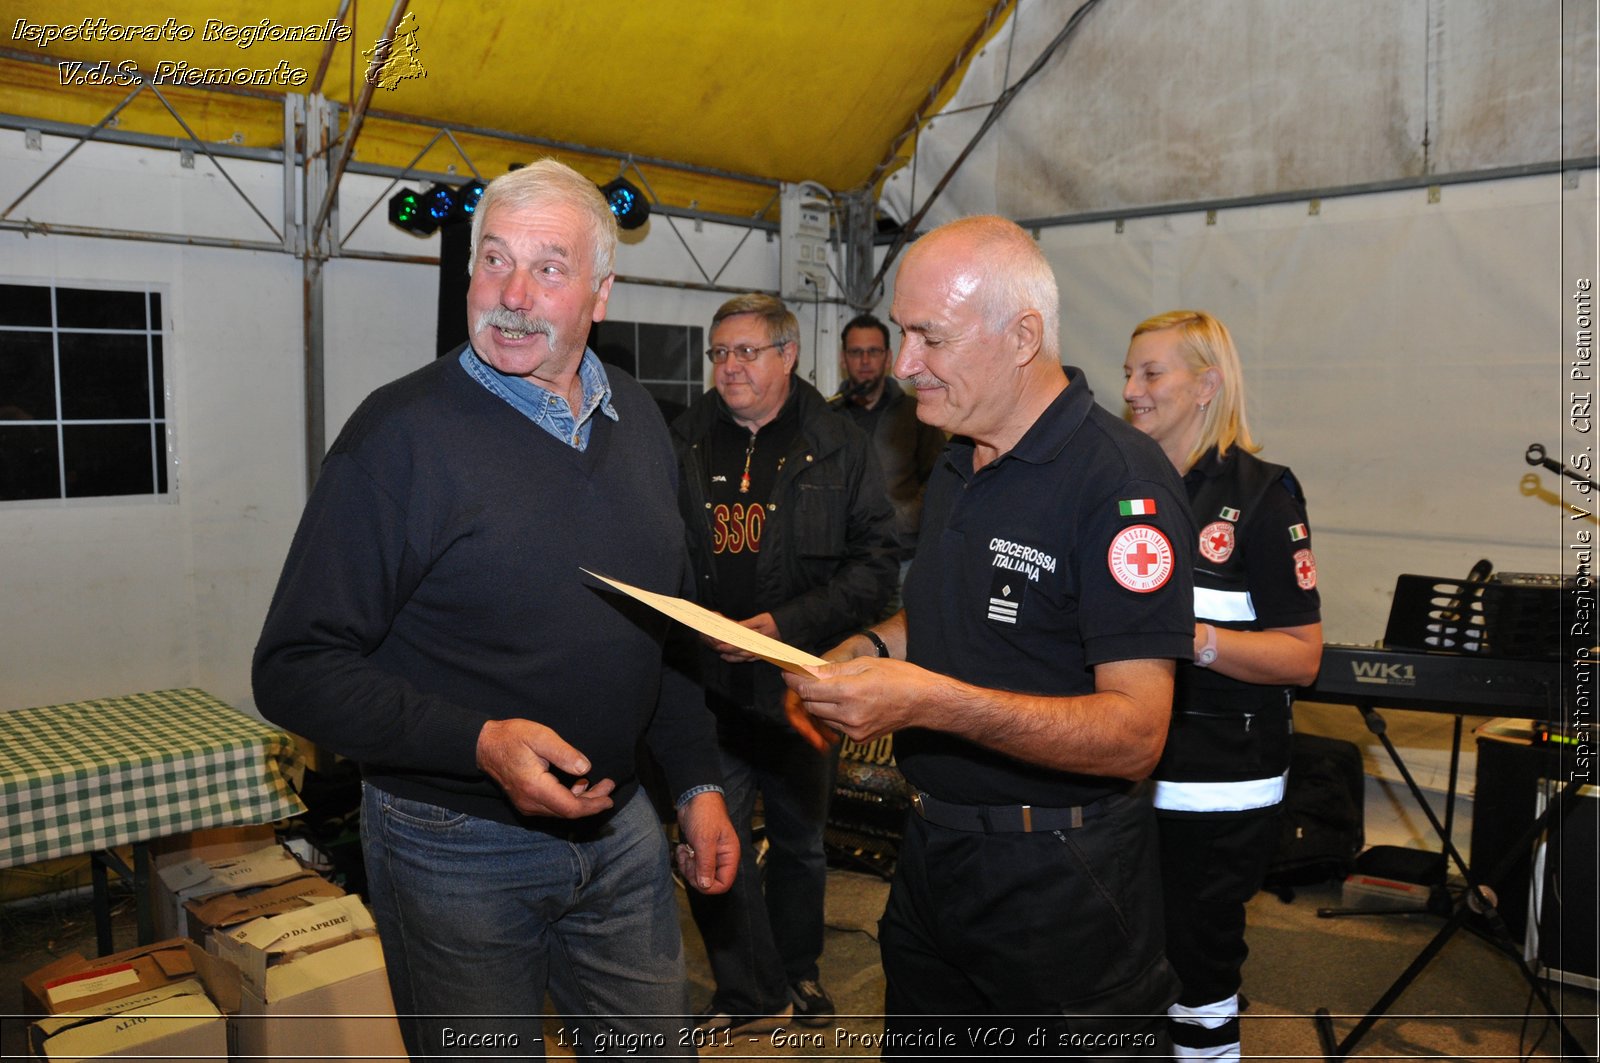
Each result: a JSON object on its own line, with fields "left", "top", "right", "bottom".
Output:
{"left": 1199, "top": 520, "right": 1235, "bottom": 563}
{"left": 1294, "top": 548, "right": 1318, "bottom": 590}
{"left": 1108, "top": 525, "right": 1175, "bottom": 592}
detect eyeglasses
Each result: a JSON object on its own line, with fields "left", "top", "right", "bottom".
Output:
{"left": 844, "top": 346, "right": 888, "bottom": 360}
{"left": 706, "top": 342, "right": 784, "bottom": 364}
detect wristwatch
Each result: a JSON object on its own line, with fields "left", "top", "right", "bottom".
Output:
{"left": 1196, "top": 623, "right": 1219, "bottom": 668}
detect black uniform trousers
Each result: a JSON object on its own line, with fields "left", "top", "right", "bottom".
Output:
{"left": 878, "top": 790, "right": 1175, "bottom": 1057}
{"left": 1156, "top": 806, "right": 1283, "bottom": 1050}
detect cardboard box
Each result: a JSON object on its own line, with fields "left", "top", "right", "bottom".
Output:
{"left": 149, "top": 826, "right": 278, "bottom": 940}
{"left": 29, "top": 979, "right": 228, "bottom": 1061}
{"left": 22, "top": 939, "right": 237, "bottom": 1061}
{"left": 24, "top": 939, "right": 213, "bottom": 1016}
{"left": 211, "top": 895, "right": 408, "bottom": 1063}
{"left": 183, "top": 872, "right": 345, "bottom": 947}
{"left": 158, "top": 844, "right": 306, "bottom": 903}
{"left": 155, "top": 841, "right": 305, "bottom": 940}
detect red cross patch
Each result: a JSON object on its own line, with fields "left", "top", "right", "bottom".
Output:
{"left": 1294, "top": 548, "right": 1318, "bottom": 590}
{"left": 1199, "top": 520, "right": 1235, "bottom": 564}
{"left": 1108, "top": 525, "right": 1175, "bottom": 592}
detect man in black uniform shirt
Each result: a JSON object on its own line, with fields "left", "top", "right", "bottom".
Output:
{"left": 786, "top": 217, "right": 1195, "bottom": 1055}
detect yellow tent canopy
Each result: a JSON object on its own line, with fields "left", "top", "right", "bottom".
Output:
{"left": 3, "top": 0, "right": 1011, "bottom": 220}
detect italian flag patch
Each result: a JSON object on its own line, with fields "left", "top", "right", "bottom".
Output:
{"left": 1119, "top": 498, "right": 1157, "bottom": 516}
{"left": 1219, "top": 506, "right": 1241, "bottom": 521}
{"left": 1289, "top": 523, "right": 1309, "bottom": 541}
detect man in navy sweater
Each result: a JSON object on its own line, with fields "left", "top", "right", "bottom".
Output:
{"left": 254, "top": 159, "right": 736, "bottom": 1061}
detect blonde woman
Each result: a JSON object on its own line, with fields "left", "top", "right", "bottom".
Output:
{"left": 1123, "top": 311, "right": 1323, "bottom": 1062}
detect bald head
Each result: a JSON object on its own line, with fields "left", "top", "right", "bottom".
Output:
{"left": 902, "top": 216, "right": 1061, "bottom": 361}
{"left": 890, "top": 216, "right": 1066, "bottom": 457}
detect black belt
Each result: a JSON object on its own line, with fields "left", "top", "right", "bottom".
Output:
{"left": 910, "top": 790, "right": 1119, "bottom": 833}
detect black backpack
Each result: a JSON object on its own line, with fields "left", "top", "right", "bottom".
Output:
{"left": 1262, "top": 732, "right": 1365, "bottom": 899}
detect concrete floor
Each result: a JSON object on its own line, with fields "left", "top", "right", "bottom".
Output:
{"left": 4, "top": 853, "right": 1596, "bottom": 1060}
{"left": 678, "top": 867, "right": 1598, "bottom": 1060}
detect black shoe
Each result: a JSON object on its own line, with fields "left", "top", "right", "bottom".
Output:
{"left": 789, "top": 979, "right": 834, "bottom": 1026}
{"left": 696, "top": 1002, "right": 794, "bottom": 1036}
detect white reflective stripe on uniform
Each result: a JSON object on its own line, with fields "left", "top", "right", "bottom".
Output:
{"left": 1152, "top": 773, "right": 1286, "bottom": 812}
{"left": 1169, "top": 995, "right": 1237, "bottom": 1028}
{"left": 1169, "top": 996, "right": 1240, "bottom": 1063}
{"left": 1171, "top": 1042, "right": 1237, "bottom": 1062}
{"left": 1194, "top": 586, "right": 1256, "bottom": 622}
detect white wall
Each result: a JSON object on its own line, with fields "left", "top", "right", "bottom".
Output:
{"left": 0, "top": 136, "right": 786, "bottom": 712}
{"left": 883, "top": 0, "right": 1595, "bottom": 227}
{"left": 1033, "top": 171, "right": 1592, "bottom": 643}
{"left": 0, "top": 232, "right": 313, "bottom": 711}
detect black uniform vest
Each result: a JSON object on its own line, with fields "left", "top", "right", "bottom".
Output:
{"left": 1156, "top": 449, "right": 1300, "bottom": 785}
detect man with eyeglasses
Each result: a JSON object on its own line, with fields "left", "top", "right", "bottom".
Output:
{"left": 831, "top": 313, "right": 946, "bottom": 596}
{"left": 671, "top": 293, "right": 898, "bottom": 1034}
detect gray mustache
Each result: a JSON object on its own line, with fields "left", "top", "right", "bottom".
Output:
{"left": 477, "top": 307, "right": 555, "bottom": 337}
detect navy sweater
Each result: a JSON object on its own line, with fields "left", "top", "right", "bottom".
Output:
{"left": 253, "top": 352, "right": 719, "bottom": 826}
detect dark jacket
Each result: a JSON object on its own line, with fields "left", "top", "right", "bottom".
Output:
{"left": 672, "top": 378, "right": 899, "bottom": 720}
{"left": 830, "top": 378, "right": 945, "bottom": 554}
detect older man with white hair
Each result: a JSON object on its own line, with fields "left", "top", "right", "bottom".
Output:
{"left": 255, "top": 158, "right": 736, "bottom": 1060}
{"left": 787, "top": 215, "right": 1195, "bottom": 1055}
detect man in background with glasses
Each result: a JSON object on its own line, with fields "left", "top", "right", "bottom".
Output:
{"left": 831, "top": 313, "right": 946, "bottom": 604}
{"left": 671, "top": 294, "right": 898, "bottom": 1033}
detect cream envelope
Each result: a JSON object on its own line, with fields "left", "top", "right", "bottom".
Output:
{"left": 583, "top": 568, "right": 827, "bottom": 675}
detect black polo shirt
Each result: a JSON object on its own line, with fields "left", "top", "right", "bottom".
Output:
{"left": 897, "top": 367, "right": 1196, "bottom": 806}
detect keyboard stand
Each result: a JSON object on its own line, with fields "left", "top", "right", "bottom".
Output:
{"left": 1311, "top": 701, "right": 1588, "bottom": 1059}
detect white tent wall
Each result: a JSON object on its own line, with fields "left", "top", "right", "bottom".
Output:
{"left": 1039, "top": 171, "right": 1589, "bottom": 644}
{"left": 0, "top": 135, "right": 782, "bottom": 712}
{"left": 882, "top": 0, "right": 1594, "bottom": 226}
{"left": 0, "top": 231, "right": 310, "bottom": 712}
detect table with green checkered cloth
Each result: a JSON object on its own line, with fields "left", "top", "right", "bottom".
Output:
{"left": 0, "top": 688, "right": 307, "bottom": 869}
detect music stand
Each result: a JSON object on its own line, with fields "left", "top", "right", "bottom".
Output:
{"left": 1310, "top": 571, "right": 1586, "bottom": 1059}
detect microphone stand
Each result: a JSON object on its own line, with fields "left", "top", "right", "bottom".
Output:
{"left": 1525, "top": 443, "right": 1598, "bottom": 491}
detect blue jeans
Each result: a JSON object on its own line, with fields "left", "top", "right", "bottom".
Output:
{"left": 686, "top": 710, "right": 837, "bottom": 1015}
{"left": 361, "top": 784, "right": 688, "bottom": 1061}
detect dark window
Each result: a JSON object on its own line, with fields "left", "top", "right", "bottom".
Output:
{"left": 0, "top": 282, "right": 170, "bottom": 502}
{"left": 0, "top": 285, "right": 51, "bottom": 327}
{"left": 0, "top": 331, "right": 55, "bottom": 420}
{"left": 590, "top": 319, "right": 703, "bottom": 425}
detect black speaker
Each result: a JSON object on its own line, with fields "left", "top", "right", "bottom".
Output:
{"left": 1472, "top": 736, "right": 1598, "bottom": 985}
{"left": 1471, "top": 737, "right": 1553, "bottom": 938}
{"left": 435, "top": 221, "right": 472, "bottom": 358}
{"left": 1526, "top": 779, "right": 1598, "bottom": 987}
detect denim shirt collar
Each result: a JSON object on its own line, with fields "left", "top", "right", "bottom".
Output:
{"left": 460, "top": 345, "right": 619, "bottom": 450}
